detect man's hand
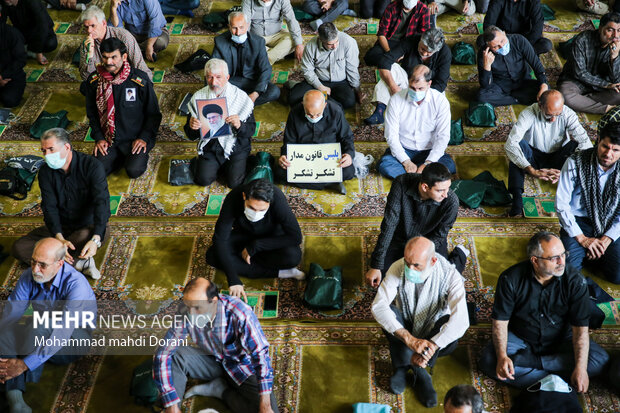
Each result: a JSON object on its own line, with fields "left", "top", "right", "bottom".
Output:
{"left": 417, "top": 163, "right": 428, "bottom": 174}
{"left": 571, "top": 367, "right": 589, "bottom": 393}
{"left": 85, "top": 34, "right": 95, "bottom": 59}
{"left": 365, "top": 268, "right": 382, "bottom": 287}
{"left": 318, "top": 85, "right": 331, "bottom": 95}
{"left": 537, "top": 83, "right": 549, "bottom": 100}
{"left": 408, "top": 338, "right": 437, "bottom": 359}
{"left": 79, "top": 240, "right": 98, "bottom": 260}
{"left": 164, "top": 404, "right": 182, "bottom": 413}
{"left": 241, "top": 248, "right": 251, "bottom": 265}
{"left": 584, "top": 0, "right": 595, "bottom": 6}
{"left": 131, "top": 139, "right": 147, "bottom": 154}
{"left": 588, "top": 237, "right": 612, "bottom": 260}
{"left": 462, "top": 0, "right": 470, "bottom": 14}
{"left": 388, "top": 84, "right": 401, "bottom": 95}
{"left": 402, "top": 160, "right": 417, "bottom": 174}
{"left": 0, "top": 358, "right": 28, "bottom": 383}
{"left": 278, "top": 155, "right": 291, "bottom": 170}
{"left": 55, "top": 235, "right": 76, "bottom": 264}
{"left": 339, "top": 153, "right": 352, "bottom": 168}
{"left": 36, "top": 53, "right": 49, "bottom": 65}
{"left": 427, "top": 2, "right": 438, "bottom": 13}
{"left": 145, "top": 44, "right": 156, "bottom": 62}
{"left": 496, "top": 355, "right": 515, "bottom": 381}
{"left": 610, "top": 40, "right": 620, "bottom": 60}
{"left": 295, "top": 44, "right": 304, "bottom": 62}
{"left": 111, "top": 0, "right": 122, "bottom": 10}
{"left": 482, "top": 47, "right": 495, "bottom": 71}
{"left": 606, "top": 82, "right": 620, "bottom": 93}
{"left": 248, "top": 92, "right": 259, "bottom": 102}
{"left": 410, "top": 353, "right": 429, "bottom": 368}
{"left": 0, "top": 75, "right": 11, "bottom": 87}
{"left": 319, "top": 0, "right": 333, "bottom": 12}
{"left": 258, "top": 394, "right": 274, "bottom": 413}
{"left": 229, "top": 284, "right": 248, "bottom": 302}
{"left": 94, "top": 140, "right": 109, "bottom": 156}
{"left": 226, "top": 114, "right": 241, "bottom": 129}
{"left": 526, "top": 166, "right": 560, "bottom": 183}
{"left": 189, "top": 116, "right": 201, "bottom": 130}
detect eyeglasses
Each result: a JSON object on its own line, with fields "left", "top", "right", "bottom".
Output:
{"left": 30, "top": 259, "right": 56, "bottom": 270}
{"left": 534, "top": 251, "right": 569, "bottom": 263}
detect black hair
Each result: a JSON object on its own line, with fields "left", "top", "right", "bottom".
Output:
{"left": 184, "top": 277, "right": 220, "bottom": 301}
{"left": 420, "top": 163, "right": 451, "bottom": 188}
{"left": 318, "top": 22, "right": 338, "bottom": 42}
{"left": 243, "top": 178, "right": 274, "bottom": 203}
{"left": 482, "top": 25, "right": 502, "bottom": 44}
{"left": 600, "top": 12, "right": 620, "bottom": 28}
{"left": 100, "top": 37, "right": 127, "bottom": 56}
{"left": 599, "top": 123, "right": 620, "bottom": 145}
{"left": 526, "top": 231, "right": 560, "bottom": 257}
{"left": 444, "top": 385, "right": 483, "bottom": 413}
{"left": 202, "top": 104, "right": 223, "bottom": 117}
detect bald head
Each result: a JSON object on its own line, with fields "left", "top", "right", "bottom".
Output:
{"left": 410, "top": 64, "right": 432, "bottom": 83}
{"left": 303, "top": 90, "right": 327, "bottom": 120}
{"left": 183, "top": 277, "right": 212, "bottom": 301}
{"left": 34, "top": 238, "right": 67, "bottom": 262}
{"left": 405, "top": 237, "right": 435, "bottom": 263}
{"left": 31, "top": 238, "right": 67, "bottom": 284}
{"left": 539, "top": 90, "right": 564, "bottom": 122}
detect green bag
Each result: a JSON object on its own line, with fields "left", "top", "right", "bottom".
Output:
{"left": 464, "top": 102, "right": 496, "bottom": 127}
{"left": 451, "top": 41, "right": 476, "bottom": 65}
{"left": 472, "top": 171, "right": 512, "bottom": 206}
{"left": 304, "top": 263, "right": 343, "bottom": 310}
{"left": 29, "top": 110, "right": 70, "bottom": 139}
{"left": 293, "top": 7, "right": 314, "bottom": 22}
{"left": 449, "top": 118, "right": 464, "bottom": 146}
{"left": 244, "top": 151, "right": 274, "bottom": 184}
{"left": 558, "top": 35, "right": 577, "bottom": 60}
{"left": 130, "top": 359, "right": 158, "bottom": 406}
{"left": 541, "top": 4, "right": 556, "bottom": 21}
{"left": 450, "top": 180, "right": 487, "bottom": 209}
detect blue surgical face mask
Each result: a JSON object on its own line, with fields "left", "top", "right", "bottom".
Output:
{"left": 44, "top": 151, "right": 66, "bottom": 170}
{"left": 496, "top": 40, "right": 510, "bottom": 56}
{"left": 408, "top": 88, "right": 426, "bottom": 102}
{"left": 306, "top": 114, "right": 323, "bottom": 124}
{"left": 231, "top": 33, "right": 248, "bottom": 44}
{"left": 528, "top": 374, "right": 572, "bottom": 393}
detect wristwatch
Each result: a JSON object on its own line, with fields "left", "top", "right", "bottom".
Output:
{"left": 91, "top": 237, "right": 102, "bottom": 248}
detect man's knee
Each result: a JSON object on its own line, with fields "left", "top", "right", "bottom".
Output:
{"left": 125, "top": 159, "right": 148, "bottom": 179}
{"left": 281, "top": 246, "right": 302, "bottom": 268}
{"left": 587, "top": 342, "right": 609, "bottom": 377}
{"left": 0, "top": 92, "right": 24, "bottom": 108}
{"left": 11, "top": 236, "right": 34, "bottom": 264}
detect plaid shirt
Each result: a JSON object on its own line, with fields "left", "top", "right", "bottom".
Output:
{"left": 153, "top": 295, "right": 274, "bottom": 408}
{"left": 377, "top": 1, "right": 430, "bottom": 39}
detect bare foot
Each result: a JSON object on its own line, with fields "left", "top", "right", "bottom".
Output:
{"left": 36, "top": 53, "right": 49, "bottom": 65}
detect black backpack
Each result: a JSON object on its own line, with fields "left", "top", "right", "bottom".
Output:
{"left": 0, "top": 166, "right": 30, "bottom": 200}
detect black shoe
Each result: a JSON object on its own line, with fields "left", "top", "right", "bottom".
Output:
{"left": 174, "top": 49, "right": 211, "bottom": 73}
{"left": 390, "top": 367, "right": 407, "bottom": 395}
{"left": 331, "top": 182, "right": 346, "bottom": 195}
{"left": 413, "top": 367, "right": 437, "bottom": 408}
{"left": 509, "top": 200, "right": 523, "bottom": 217}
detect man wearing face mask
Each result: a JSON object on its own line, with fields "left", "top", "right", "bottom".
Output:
{"left": 558, "top": 12, "right": 620, "bottom": 114}
{"left": 205, "top": 179, "right": 303, "bottom": 302}
{"left": 0, "top": 238, "right": 97, "bottom": 413}
{"left": 12, "top": 128, "right": 110, "bottom": 280}
{"left": 371, "top": 237, "right": 469, "bottom": 407}
{"left": 275, "top": 89, "right": 355, "bottom": 193}
{"left": 477, "top": 26, "right": 548, "bottom": 106}
{"left": 478, "top": 232, "right": 610, "bottom": 390}
{"left": 504, "top": 90, "right": 592, "bottom": 217}
{"left": 212, "top": 12, "right": 280, "bottom": 106}
{"left": 154, "top": 277, "right": 278, "bottom": 413}
{"left": 377, "top": 64, "right": 455, "bottom": 179}
{"left": 289, "top": 22, "right": 361, "bottom": 109}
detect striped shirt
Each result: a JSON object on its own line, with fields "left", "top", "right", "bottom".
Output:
{"left": 153, "top": 295, "right": 274, "bottom": 408}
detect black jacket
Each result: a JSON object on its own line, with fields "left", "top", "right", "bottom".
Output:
{"left": 0, "top": 22, "right": 26, "bottom": 80}
{"left": 401, "top": 34, "right": 452, "bottom": 93}
{"left": 483, "top": 0, "right": 545, "bottom": 44}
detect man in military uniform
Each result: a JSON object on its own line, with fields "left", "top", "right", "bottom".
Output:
{"left": 84, "top": 37, "right": 161, "bottom": 179}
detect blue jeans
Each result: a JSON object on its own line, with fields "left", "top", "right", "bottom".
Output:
{"left": 377, "top": 148, "right": 456, "bottom": 179}
{"left": 478, "top": 331, "right": 609, "bottom": 389}
{"left": 561, "top": 216, "right": 620, "bottom": 284}
{"left": 158, "top": 0, "right": 199, "bottom": 13}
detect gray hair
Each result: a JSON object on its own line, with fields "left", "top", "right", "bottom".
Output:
{"left": 420, "top": 28, "right": 445, "bottom": 54}
{"left": 80, "top": 5, "right": 106, "bottom": 23}
{"left": 318, "top": 22, "right": 339, "bottom": 42}
{"left": 204, "top": 58, "right": 229, "bottom": 77}
{"left": 526, "top": 231, "right": 561, "bottom": 257}
{"left": 41, "top": 128, "right": 71, "bottom": 146}
{"left": 227, "top": 11, "right": 249, "bottom": 25}
{"left": 34, "top": 238, "right": 68, "bottom": 262}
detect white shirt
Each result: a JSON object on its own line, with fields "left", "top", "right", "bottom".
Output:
{"left": 384, "top": 88, "right": 451, "bottom": 164}
{"left": 371, "top": 255, "right": 469, "bottom": 349}
{"left": 505, "top": 104, "right": 592, "bottom": 169}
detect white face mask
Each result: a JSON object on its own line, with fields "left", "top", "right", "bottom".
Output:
{"left": 231, "top": 33, "right": 247, "bottom": 44}
{"left": 259, "top": 0, "right": 272, "bottom": 5}
{"left": 44, "top": 151, "right": 67, "bottom": 170}
{"left": 244, "top": 206, "right": 268, "bottom": 222}
{"left": 528, "top": 374, "right": 572, "bottom": 394}
{"left": 306, "top": 114, "right": 323, "bottom": 124}
{"left": 403, "top": 0, "right": 418, "bottom": 9}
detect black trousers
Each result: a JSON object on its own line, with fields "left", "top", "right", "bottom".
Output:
{"left": 230, "top": 76, "right": 281, "bottom": 106}
{"left": 530, "top": 36, "right": 553, "bottom": 55}
{"left": 359, "top": 0, "right": 391, "bottom": 18}
{"left": 94, "top": 143, "right": 150, "bottom": 178}
{"left": 205, "top": 232, "right": 302, "bottom": 279}
{"left": 0, "top": 76, "right": 26, "bottom": 108}
{"left": 194, "top": 149, "right": 248, "bottom": 189}
{"left": 27, "top": 31, "right": 58, "bottom": 54}
{"left": 364, "top": 39, "right": 407, "bottom": 70}
{"left": 289, "top": 80, "right": 356, "bottom": 109}
{"left": 274, "top": 161, "right": 355, "bottom": 190}
{"left": 477, "top": 78, "right": 540, "bottom": 107}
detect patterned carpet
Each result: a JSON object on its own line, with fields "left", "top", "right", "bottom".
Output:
{"left": 1, "top": 0, "right": 620, "bottom": 411}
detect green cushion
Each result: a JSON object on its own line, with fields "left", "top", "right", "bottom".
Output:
{"left": 451, "top": 41, "right": 476, "bottom": 65}
{"left": 304, "top": 263, "right": 343, "bottom": 310}
{"left": 449, "top": 118, "right": 464, "bottom": 146}
{"left": 464, "top": 102, "right": 495, "bottom": 127}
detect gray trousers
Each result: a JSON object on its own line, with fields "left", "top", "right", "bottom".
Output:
{"left": 170, "top": 346, "right": 279, "bottom": 413}
{"left": 559, "top": 79, "right": 620, "bottom": 114}
{"left": 302, "top": 0, "right": 349, "bottom": 23}
{"left": 133, "top": 26, "right": 170, "bottom": 54}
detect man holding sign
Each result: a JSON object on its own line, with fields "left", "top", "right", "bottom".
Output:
{"left": 275, "top": 89, "right": 355, "bottom": 194}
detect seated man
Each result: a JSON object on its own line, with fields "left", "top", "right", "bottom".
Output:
{"left": 558, "top": 12, "right": 620, "bottom": 115}
{"left": 478, "top": 231, "right": 609, "bottom": 389}
{"left": 576, "top": 0, "right": 620, "bottom": 15}
{"left": 212, "top": 12, "right": 280, "bottom": 106}
{"left": 185, "top": 58, "right": 255, "bottom": 188}
{"left": 366, "top": 28, "right": 451, "bottom": 125}
{"left": 360, "top": 0, "right": 390, "bottom": 18}
{"left": 157, "top": 0, "right": 199, "bottom": 17}
{"left": 84, "top": 38, "right": 162, "bottom": 179}
{"left": 0, "top": 11, "right": 26, "bottom": 108}
{"left": 44, "top": 0, "right": 90, "bottom": 11}
{"left": 153, "top": 277, "right": 279, "bottom": 413}
{"left": 290, "top": 22, "right": 360, "bottom": 110}
{"left": 302, "top": 0, "right": 354, "bottom": 32}
{"left": 364, "top": 0, "right": 430, "bottom": 105}
{"left": 1, "top": 0, "right": 56, "bottom": 65}
{"left": 242, "top": 0, "right": 304, "bottom": 65}
{"left": 80, "top": 5, "right": 152, "bottom": 81}
{"left": 483, "top": 0, "right": 552, "bottom": 55}
{"left": 424, "top": 0, "right": 475, "bottom": 28}
{"left": 477, "top": 26, "right": 548, "bottom": 106}
{"left": 371, "top": 237, "right": 469, "bottom": 407}
{"left": 556, "top": 113, "right": 620, "bottom": 284}
{"left": 365, "top": 163, "right": 468, "bottom": 289}
{"left": 275, "top": 89, "right": 355, "bottom": 193}
{"left": 505, "top": 90, "right": 592, "bottom": 216}
{"left": 0, "top": 238, "right": 96, "bottom": 413}
{"left": 377, "top": 65, "right": 455, "bottom": 179}
{"left": 206, "top": 179, "right": 303, "bottom": 301}
{"left": 108, "top": 0, "right": 168, "bottom": 62}
{"left": 443, "top": 385, "right": 483, "bottom": 413}
{"left": 12, "top": 128, "right": 110, "bottom": 279}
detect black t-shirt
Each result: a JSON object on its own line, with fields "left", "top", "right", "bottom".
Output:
{"left": 492, "top": 261, "right": 589, "bottom": 351}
